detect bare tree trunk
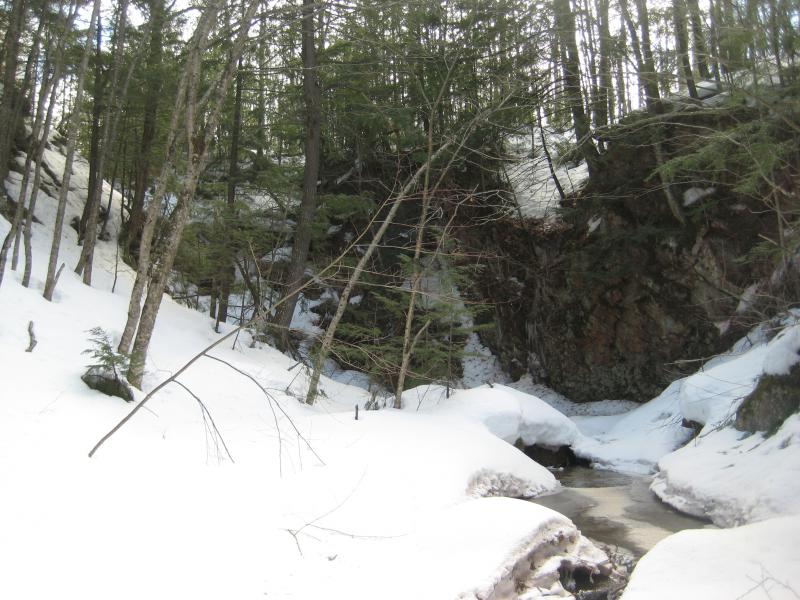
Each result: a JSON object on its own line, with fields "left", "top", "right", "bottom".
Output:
{"left": 22, "top": 4, "right": 81, "bottom": 287}
{"left": 76, "top": 0, "right": 131, "bottom": 285}
{"left": 43, "top": 0, "right": 102, "bottom": 301}
{"left": 271, "top": 0, "right": 322, "bottom": 352}
{"left": 595, "top": 0, "right": 613, "bottom": 130}
{"left": 0, "top": 9, "right": 50, "bottom": 288}
{"left": 126, "top": 0, "right": 260, "bottom": 387}
{"left": 118, "top": 4, "right": 219, "bottom": 354}
{"left": 216, "top": 59, "right": 244, "bottom": 327}
{"left": 81, "top": 11, "right": 104, "bottom": 241}
{"left": 673, "top": 0, "right": 698, "bottom": 98}
{"left": 126, "top": 0, "right": 166, "bottom": 260}
{"left": 686, "top": 0, "right": 711, "bottom": 79}
{"left": 0, "top": 0, "right": 28, "bottom": 195}
{"left": 9, "top": 12, "right": 47, "bottom": 270}
{"left": 553, "top": 0, "right": 599, "bottom": 175}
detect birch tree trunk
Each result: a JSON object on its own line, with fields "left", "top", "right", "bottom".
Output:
{"left": 117, "top": 3, "right": 219, "bottom": 354}
{"left": 126, "top": 0, "right": 261, "bottom": 387}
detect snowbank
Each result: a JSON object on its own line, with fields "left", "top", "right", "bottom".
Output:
{"left": 621, "top": 516, "right": 800, "bottom": 600}
{"left": 571, "top": 379, "right": 694, "bottom": 474}
{"left": 406, "top": 384, "right": 580, "bottom": 447}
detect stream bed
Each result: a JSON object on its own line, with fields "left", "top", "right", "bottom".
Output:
{"left": 532, "top": 467, "right": 716, "bottom": 561}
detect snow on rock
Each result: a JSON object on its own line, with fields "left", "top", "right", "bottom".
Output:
{"left": 648, "top": 323, "right": 800, "bottom": 526}
{"left": 407, "top": 384, "right": 580, "bottom": 448}
{"left": 652, "top": 412, "right": 800, "bottom": 527}
{"left": 571, "top": 379, "right": 694, "bottom": 474}
{"left": 679, "top": 342, "right": 768, "bottom": 429}
{"left": 763, "top": 324, "right": 800, "bottom": 376}
{"left": 621, "top": 515, "right": 800, "bottom": 600}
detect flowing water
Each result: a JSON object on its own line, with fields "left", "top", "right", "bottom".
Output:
{"left": 531, "top": 466, "right": 716, "bottom": 560}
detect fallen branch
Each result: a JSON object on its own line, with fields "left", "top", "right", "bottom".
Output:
{"left": 172, "top": 379, "right": 234, "bottom": 463}
{"left": 26, "top": 320, "right": 37, "bottom": 352}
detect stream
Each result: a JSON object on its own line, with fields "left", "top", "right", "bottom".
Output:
{"left": 531, "top": 466, "right": 716, "bottom": 562}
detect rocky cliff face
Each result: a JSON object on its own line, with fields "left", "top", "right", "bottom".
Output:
{"left": 460, "top": 95, "right": 798, "bottom": 402}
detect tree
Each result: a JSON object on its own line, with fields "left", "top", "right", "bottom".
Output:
{"left": 43, "top": 0, "right": 102, "bottom": 301}
{"left": 124, "top": 0, "right": 261, "bottom": 388}
{"left": 553, "top": 0, "right": 599, "bottom": 175}
{"left": 271, "top": 0, "right": 322, "bottom": 352}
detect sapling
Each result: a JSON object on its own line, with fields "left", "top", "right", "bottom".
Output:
{"left": 82, "top": 327, "right": 135, "bottom": 401}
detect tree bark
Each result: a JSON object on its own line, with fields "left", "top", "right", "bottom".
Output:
{"left": 126, "top": 0, "right": 260, "bottom": 387}
{"left": 126, "top": 0, "right": 166, "bottom": 260}
{"left": 0, "top": 0, "right": 28, "bottom": 196}
{"left": 686, "top": 0, "right": 711, "bottom": 79}
{"left": 673, "top": 0, "right": 698, "bottom": 98}
{"left": 118, "top": 3, "right": 219, "bottom": 355}
{"left": 216, "top": 59, "right": 244, "bottom": 326}
{"left": 43, "top": 0, "right": 102, "bottom": 301}
{"left": 76, "top": 0, "right": 131, "bottom": 285}
{"left": 271, "top": 0, "right": 322, "bottom": 352}
{"left": 553, "top": 0, "right": 599, "bottom": 175}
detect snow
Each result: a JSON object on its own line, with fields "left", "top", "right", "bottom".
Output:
{"left": 763, "top": 324, "right": 800, "bottom": 376}
{"left": 0, "top": 139, "right": 608, "bottom": 599}
{"left": 505, "top": 132, "right": 589, "bottom": 220}
{"left": 622, "top": 516, "right": 800, "bottom": 600}
{"left": 682, "top": 185, "right": 715, "bottom": 206}
{"left": 407, "top": 384, "right": 580, "bottom": 447}
{"left": 571, "top": 379, "right": 694, "bottom": 474}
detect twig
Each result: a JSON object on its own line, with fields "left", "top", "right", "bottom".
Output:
{"left": 204, "top": 353, "right": 328, "bottom": 470}
{"left": 26, "top": 320, "right": 37, "bottom": 352}
{"left": 172, "top": 379, "right": 235, "bottom": 463}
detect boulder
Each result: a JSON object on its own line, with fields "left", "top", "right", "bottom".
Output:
{"left": 81, "top": 365, "right": 135, "bottom": 402}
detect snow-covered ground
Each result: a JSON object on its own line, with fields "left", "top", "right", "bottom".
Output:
{"left": 0, "top": 142, "right": 608, "bottom": 598}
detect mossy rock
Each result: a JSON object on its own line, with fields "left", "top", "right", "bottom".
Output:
{"left": 735, "top": 363, "right": 800, "bottom": 434}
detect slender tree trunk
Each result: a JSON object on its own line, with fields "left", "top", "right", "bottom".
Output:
{"left": 126, "top": 0, "right": 260, "bottom": 386}
{"left": 305, "top": 141, "right": 453, "bottom": 405}
{"left": 21, "top": 5, "right": 80, "bottom": 288}
{"left": 686, "top": 0, "right": 711, "bottom": 79}
{"left": 634, "top": 0, "right": 661, "bottom": 109}
{"left": 43, "top": 0, "right": 102, "bottom": 301}
{"left": 271, "top": 0, "right": 322, "bottom": 351}
{"left": 126, "top": 0, "right": 166, "bottom": 260}
{"left": 216, "top": 60, "right": 243, "bottom": 326}
{"left": 595, "top": 0, "right": 612, "bottom": 130}
{"left": 118, "top": 4, "right": 219, "bottom": 355}
{"left": 673, "top": 0, "right": 698, "bottom": 98}
{"left": 76, "top": 0, "right": 131, "bottom": 285}
{"left": 0, "top": 0, "right": 28, "bottom": 195}
{"left": 0, "top": 11, "right": 47, "bottom": 286}
{"left": 82, "top": 11, "right": 104, "bottom": 241}
{"left": 9, "top": 13, "right": 46, "bottom": 270}
{"left": 553, "top": 0, "right": 599, "bottom": 175}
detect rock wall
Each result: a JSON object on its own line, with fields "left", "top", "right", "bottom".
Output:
{"left": 458, "top": 103, "right": 791, "bottom": 402}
